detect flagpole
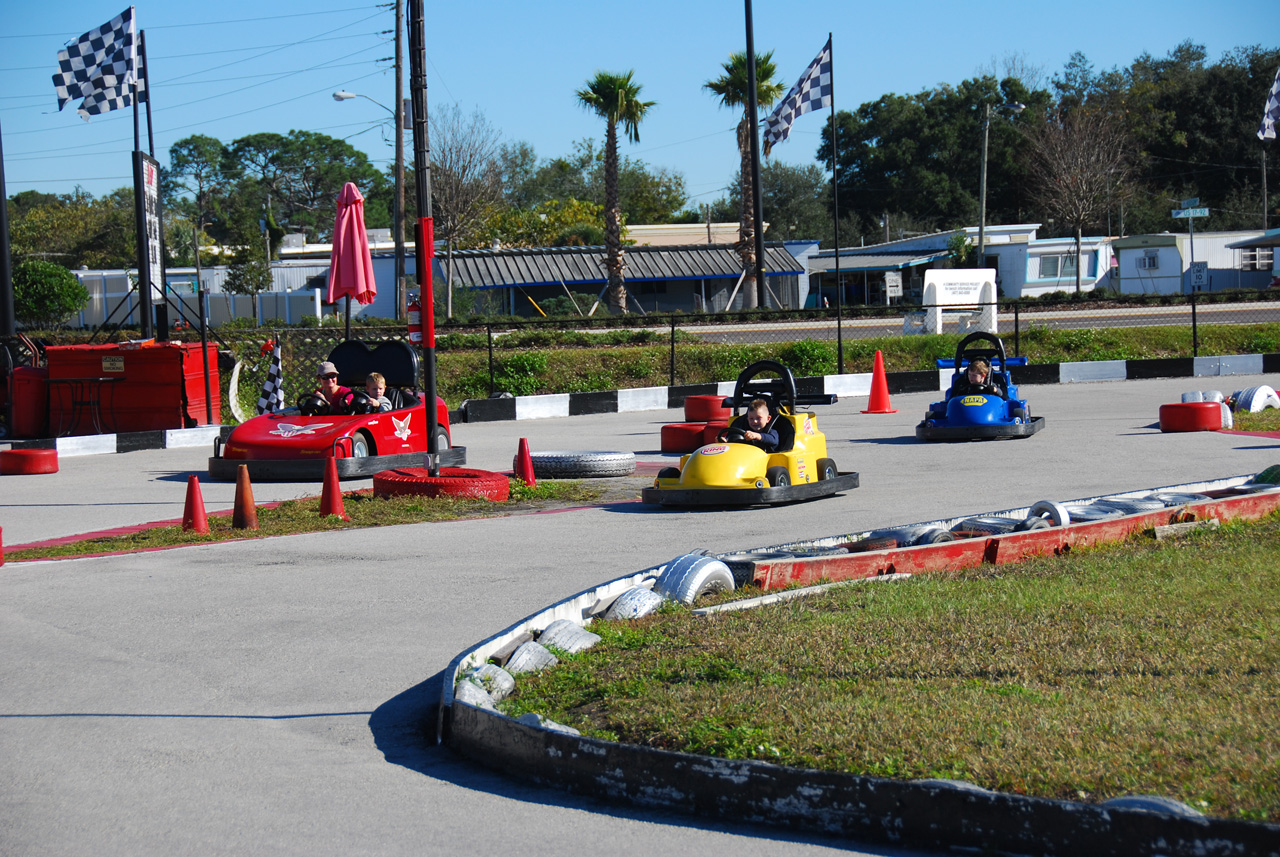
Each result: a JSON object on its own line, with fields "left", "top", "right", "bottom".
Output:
{"left": 1, "top": 119, "right": 15, "bottom": 339}
{"left": 827, "top": 33, "right": 843, "bottom": 372}
{"left": 138, "top": 27, "right": 170, "bottom": 341}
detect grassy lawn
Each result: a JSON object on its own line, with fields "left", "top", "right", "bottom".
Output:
{"left": 500, "top": 512, "right": 1280, "bottom": 822}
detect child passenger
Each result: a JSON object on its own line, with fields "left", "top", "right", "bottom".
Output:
{"left": 365, "top": 372, "right": 393, "bottom": 412}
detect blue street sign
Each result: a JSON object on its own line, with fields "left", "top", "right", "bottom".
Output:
{"left": 1171, "top": 207, "right": 1209, "bottom": 218}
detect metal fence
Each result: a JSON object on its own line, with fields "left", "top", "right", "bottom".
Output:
{"left": 211, "top": 291, "right": 1280, "bottom": 412}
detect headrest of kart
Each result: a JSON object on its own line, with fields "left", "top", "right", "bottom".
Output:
{"left": 298, "top": 392, "right": 329, "bottom": 416}
{"left": 327, "top": 340, "right": 420, "bottom": 390}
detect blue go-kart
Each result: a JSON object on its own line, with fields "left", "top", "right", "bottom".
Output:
{"left": 916, "top": 331, "right": 1046, "bottom": 441}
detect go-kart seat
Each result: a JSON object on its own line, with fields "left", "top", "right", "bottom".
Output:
{"left": 771, "top": 415, "right": 796, "bottom": 453}
{"left": 384, "top": 386, "right": 417, "bottom": 410}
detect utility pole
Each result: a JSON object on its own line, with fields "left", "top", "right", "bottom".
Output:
{"left": 394, "top": 0, "right": 406, "bottom": 320}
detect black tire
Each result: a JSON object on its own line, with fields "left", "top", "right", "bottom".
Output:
{"left": 530, "top": 450, "right": 636, "bottom": 479}
{"left": 816, "top": 457, "right": 838, "bottom": 481}
{"left": 657, "top": 466, "right": 682, "bottom": 480}
{"left": 765, "top": 466, "right": 790, "bottom": 487}
{"left": 435, "top": 426, "right": 451, "bottom": 451}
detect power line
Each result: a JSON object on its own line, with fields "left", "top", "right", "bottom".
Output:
{"left": 0, "top": 5, "right": 375, "bottom": 39}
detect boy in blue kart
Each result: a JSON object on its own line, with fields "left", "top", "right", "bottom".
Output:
{"left": 721, "top": 398, "right": 780, "bottom": 451}
{"left": 953, "top": 357, "right": 1003, "bottom": 397}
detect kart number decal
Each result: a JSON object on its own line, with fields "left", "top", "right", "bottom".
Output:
{"left": 392, "top": 413, "right": 413, "bottom": 440}
{"left": 270, "top": 422, "right": 334, "bottom": 438}
{"left": 960, "top": 395, "right": 988, "bottom": 406}
{"left": 803, "top": 415, "right": 814, "bottom": 435}
{"left": 700, "top": 444, "right": 729, "bottom": 455}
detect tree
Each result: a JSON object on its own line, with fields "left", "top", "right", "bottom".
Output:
{"left": 12, "top": 260, "right": 89, "bottom": 328}
{"left": 721, "top": 161, "right": 833, "bottom": 246}
{"left": 8, "top": 189, "right": 135, "bottom": 270}
{"left": 428, "top": 104, "right": 505, "bottom": 317}
{"left": 1024, "top": 108, "right": 1135, "bottom": 291}
{"left": 705, "top": 51, "right": 784, "bottom": 308}
{"left": 164, "top": 134, "right": 232, "bottom": 266}
{"left": 484, "top": 199, "right": 605, "bottom": 248}
{"left": 576, "top": 70, "right": 655, "bottom": 314}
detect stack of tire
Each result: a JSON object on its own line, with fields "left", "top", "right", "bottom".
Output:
{"left": 1160, "top": 385, "right": 1279, "bottom": 433}
{"left": 661, "top": 394, "right": 733, "bottom": 453}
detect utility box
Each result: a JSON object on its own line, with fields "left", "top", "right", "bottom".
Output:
{"left": 45, "top": 341, "right": 220, "bottom": 436}
{"left": 9, "top": 366, "right": 50, "bottom": 439}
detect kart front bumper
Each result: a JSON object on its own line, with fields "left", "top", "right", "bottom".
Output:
{"left": 208, "top": 446, "right": 467, "bottom": 482}
{"left": 915, "top": 417, "right": 1046, "bottom": 441}
{"left": 641, "top": 471, "right": 859, "bottom": 507}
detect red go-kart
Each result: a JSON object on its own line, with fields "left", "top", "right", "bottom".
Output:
{"left": 209, "top": 340, "right": 465, "bottom": 481}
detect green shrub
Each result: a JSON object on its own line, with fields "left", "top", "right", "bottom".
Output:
{"left": 12, "top": 260, "right": 89, "bottom": 328}
{"left": 777, "top": 339, "right": 836, "bottom": 377}
{"left": 493, "top": 351, "right": 548, "bottom": 396}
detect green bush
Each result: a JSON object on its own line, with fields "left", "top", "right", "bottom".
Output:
{"left": 777, "top": 339, "right": 836, "bottom": 377}
{"left": 493, "top": 351, "right": 548, "bottom": 396}
{"left": 12, "top": 260, "right": 89, "bottom": 327}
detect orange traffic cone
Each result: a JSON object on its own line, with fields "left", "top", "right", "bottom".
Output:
{"left": 232, "top": 464, "right": 259, "bottom": 530}
{"left": 319, "top": 457, "right": 350, "bottom": 521}
{"left": 182, "top": 474, "right": 210, "bottom": 534}
{"left": 861, "top": 350, "right": 898, "bottom": 414}
{"left": 513, "top": 437, "right": 536, "bottom": 488}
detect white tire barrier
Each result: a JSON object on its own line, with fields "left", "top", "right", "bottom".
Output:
{"left": 454, "top": 679, "right": 498, "bottom": 710}
{"left": 538, "top": 619, "right": 602, "bottom": 654}
{"left": 505, "top": 640, "right": 559, "bottom": 674}
{"left": 516, "top": 712, "right": 581, "bottom": 735}
{"left": 1233, "top": 385, "right": 1280, "bottom": 413}
{"left": 461, "top": 664, "right": 516, "bottom": 701}
{"left": 602, "top": 586, "right": 666, "bottom": 620}
{"left": 654, "top": 554, "right": 735, "bottom": 605}
{"left": 529, "top": 450, "right": 637, "bottom": 479}
{"left": 1029, "top": 500, "right": 1071, "bottom": 527}
{"left": 1180, "top": 390, "right": 1204, "bottom": 403}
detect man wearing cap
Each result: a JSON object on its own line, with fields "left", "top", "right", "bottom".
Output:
{"left": 313, "top": 361, "right": 355, "bottom": 414}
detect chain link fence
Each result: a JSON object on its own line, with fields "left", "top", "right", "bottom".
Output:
{"left": 208, "top": 290, "right": 1280, "bottom": 419}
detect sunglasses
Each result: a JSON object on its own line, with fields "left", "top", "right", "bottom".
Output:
{"left": 320, "top": 373, "right": 338, "bottom": 380}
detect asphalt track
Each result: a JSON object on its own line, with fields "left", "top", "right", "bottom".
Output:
{"left": 2, "top": 374, "right": 1278, "bottom": 856}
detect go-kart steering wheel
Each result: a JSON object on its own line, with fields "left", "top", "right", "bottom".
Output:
{"left": 298, "top": 392, "right": 328, "bottom": 416}
{"left": 348, "top": 390, "right": 376, "bottom": 414}
{"left": 718, "top": 426, "right": 749, "bottom": 443}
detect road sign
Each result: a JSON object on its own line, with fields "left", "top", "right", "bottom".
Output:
{"left": 884, "top": 271, "right": 902, "bottom": 298}
{"left": 1172, "top": 207, "right": 1209, "bottom": 218}
{"left": 1180, "top": 197, "right": 1199, "bottom": 208}
{"left": 1190, "top": 261, "right": 1208, "bottom": 287}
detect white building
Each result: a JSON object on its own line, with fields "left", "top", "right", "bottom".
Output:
{"left": 1110, "top": 230, "right": 1273, "bottom": 294}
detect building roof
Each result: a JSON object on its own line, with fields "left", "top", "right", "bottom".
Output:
{"left": 807, "top": 250, "right": 953, "bottom": 273}
{"left": 440, "top": 243, "right": 803, "bottom": 290}
{"left": 1226, "top": 228, "right": 1280, "bottom": 250}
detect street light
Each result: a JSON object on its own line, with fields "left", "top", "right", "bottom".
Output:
{"left": 333, "top": 89, "right": 406, "bottom": 319}
{"left": 977, "top": 101, "right": 1025, "bottom": 266}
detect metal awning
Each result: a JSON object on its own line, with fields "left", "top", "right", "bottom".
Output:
{"left": 807, "top": 249, "right": 952, "bottom": 274}
{"left": 1226, "top": 228, "right": 1280, "bottom": 250}
{"left": 436, "top": 243, "right": 803, "bottom": 289}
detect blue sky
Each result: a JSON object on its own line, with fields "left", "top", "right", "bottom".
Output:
{"left": 3, "top": 0, "right": 1276, "bottom": 210}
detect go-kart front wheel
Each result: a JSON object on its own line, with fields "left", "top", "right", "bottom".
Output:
{"left": 766, "top": 465, "right": 790, "bottom": 487}
{"left": 816, "top": 458, "right": 837, "bottom": 481}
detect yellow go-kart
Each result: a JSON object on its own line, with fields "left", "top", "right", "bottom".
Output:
{"left": 641, "top": 360, "right": 859, "bottom": 507}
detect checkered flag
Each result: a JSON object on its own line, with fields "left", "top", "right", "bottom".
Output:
{"left": 52, "top": 7, "right": 147, "bottom": 121}
{"left": 763, "top": 37, "right": 833, "bottom": 156}
{"left": 1259, "top": 64, "right": 1280, "bottom": 141}
{"left": 256, "top": 345, "right": 286, "bottom": 415}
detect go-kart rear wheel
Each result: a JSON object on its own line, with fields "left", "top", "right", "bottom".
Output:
{"left": 657, "top": 467, "right": 681, "bottom": 480}
{"left": 766, "top": 465, "right": 790, "bottom": 488}
{"left": 816, "top": 457, "right": 837, "bottom": 481}
{"left": 435, "top": 426, "right": 451, "bottom": 451}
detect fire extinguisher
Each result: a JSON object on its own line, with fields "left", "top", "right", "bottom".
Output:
{"left": 407, "top": 294, "right": 422, "bottom": 345}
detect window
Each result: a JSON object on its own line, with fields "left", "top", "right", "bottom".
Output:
{"left": 1138, "top": 253, "right": 1159, "bottom": 271}
{"left": 1241, "top": 247, "right": 1274, "bottom": 272}
{"left": 1039, "top": 254, "right": 1078, "bottom": 278}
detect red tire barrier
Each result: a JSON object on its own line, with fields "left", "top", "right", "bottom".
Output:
{"left": 702, "top": 420, "right": 730, "bottom": 445}
{"left": 373, "top": 466, "right": 511, "bottom": 501}
{"left": 684, "top": 394, "right": 731, "bottom": 423}
{"left": 0, "top": 449, "right": 59, "bottom": 475}
{"left": 1159, "top": 402, "right": 1222, "bottom": 433}
{"left": 661, "top": 423, "right": 706, "bottom": 454}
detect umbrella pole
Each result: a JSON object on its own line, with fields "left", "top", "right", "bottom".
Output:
{"left": 345, "top": 294, "right": 351, "bottom": 341}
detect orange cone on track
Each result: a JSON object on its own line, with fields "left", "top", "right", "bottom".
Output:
{"left": 182, "top": 474, "right": 210, "bottom": 534}
{"left": 319, "top": 457, "right": 350, "bottom": 520}
{"left": 861, "top": 350, "right": 898, "bottom": 414}
{"left": 513, "top": 438, "right": 536, "bottom": 488}
{"left": 232, "top": 464, "right": 259, "bottom": 530}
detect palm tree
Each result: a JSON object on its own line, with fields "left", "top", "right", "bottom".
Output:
{"left": 705, "top": 52, "right": 784, "bottom": 309}
{"left": 576, "top": 70, "right": 655, "bottom": 314}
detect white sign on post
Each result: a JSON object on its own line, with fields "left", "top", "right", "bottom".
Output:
{"left": 884, "top": 271, "right": 902, "bottom": 299}
{"left": 1190, "top": 261, "right": 1208, "bottom": 288}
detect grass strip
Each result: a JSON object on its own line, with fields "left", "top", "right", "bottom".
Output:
{"left": 4, "top": 480, "right": 614, "bottom": 561}
{"left": 501, "top": 513, "right": 1280, "bottom": 822}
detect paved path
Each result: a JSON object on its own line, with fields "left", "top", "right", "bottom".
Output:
{"left": 2, "top": 375, "right": 1277, "bottom": 856}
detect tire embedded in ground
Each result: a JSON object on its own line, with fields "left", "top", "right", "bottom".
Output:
{"left": 654, "top": 554, "right": 735, "bottom": 604}
{"left": 528, "top": 450, "right": 636, "bottom": 479}
{"left": 372, "top": 466, "right": 510, "bottom": 501}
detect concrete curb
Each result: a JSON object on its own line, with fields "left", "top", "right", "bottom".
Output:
{"left": 437, "top": 476, "right": 1280, "bottom": 856}
{"left": 2, "top": 425, "right": 226, "bottom": 457}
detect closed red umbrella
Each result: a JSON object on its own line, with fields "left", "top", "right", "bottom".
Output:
{"left": 326, "top": 181, "right": 377, "bottom": 338}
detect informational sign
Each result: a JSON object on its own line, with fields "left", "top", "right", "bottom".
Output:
{"left": 884, "top": 271, "right": 902, "bottom": 298}
{"left": 1190, "top": 261, "right": 1208, "bottom": 288}
{"left": 1180, "top": 197, "right": 1199, "bottom": 208}
{"left": 1171, "top": 207, "right": 1209, "bottom": 219}
{"left": 134, "top": 151, "right": 164, "bottom": 300}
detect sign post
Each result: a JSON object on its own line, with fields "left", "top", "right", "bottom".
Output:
{"left": 1171, "top": 205, "right": 1209, "bottom": 292}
